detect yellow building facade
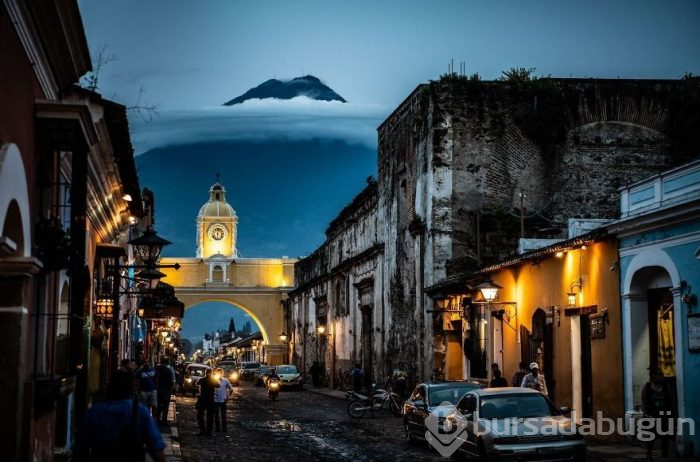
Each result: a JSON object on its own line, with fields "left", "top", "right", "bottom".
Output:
{"left": 483, "top": 236, "right": 624, "bottom": 431}
{"left": 159, "top": 181, "right": 295, "bottom": 364}
{"left": 430, "top": 232, "right": 624, "bottom": 438}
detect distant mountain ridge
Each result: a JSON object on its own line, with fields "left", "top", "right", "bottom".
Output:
{"left": 223, "top": 75, "right": 347, "bottom": 105}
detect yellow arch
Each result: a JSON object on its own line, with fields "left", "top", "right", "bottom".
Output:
{"left": 183, "top": 297, "right": 270, "bottom": 344}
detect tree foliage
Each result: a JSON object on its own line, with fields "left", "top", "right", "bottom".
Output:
{"left": 500, "top": 67, "right": 537, "bottom": 83}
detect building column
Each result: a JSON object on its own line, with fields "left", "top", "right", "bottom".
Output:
{"left": 0, "top": 258, "right": 42, "bottom": 462}
{"left": 670, "top": 285, "right": 687, "bottom": 454}
{"left": 69, "top": 148, "right": 89, "bottom": 418}
{"left": 570, "top": 315, "right": 582, "bottom": 420}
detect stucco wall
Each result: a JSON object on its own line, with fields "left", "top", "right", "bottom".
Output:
{"left": 489, "top": 239, "right": 623, "bottom": 428}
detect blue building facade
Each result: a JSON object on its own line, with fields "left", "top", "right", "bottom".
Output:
{"left": 612, "top": 159, "right": 700, "bottom": 455}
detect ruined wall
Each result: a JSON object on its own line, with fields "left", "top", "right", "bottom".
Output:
{"left": 377, "top": 85, "right": 439, "bottom": 383}
{"left": 290, "top": 182, "right": 384, "bottom": 386}
{"left": 376, "top": 77, "right": 700, "bottom": 382}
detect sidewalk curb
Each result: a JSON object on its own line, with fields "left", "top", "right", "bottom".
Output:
{"left": 166, "top": 400, "right": 182, "bottom": 461}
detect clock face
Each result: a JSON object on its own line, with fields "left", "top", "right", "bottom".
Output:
{"left": 209, "top": 225, "right": 226, "bottom": 241}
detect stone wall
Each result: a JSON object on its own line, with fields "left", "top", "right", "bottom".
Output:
{"left": 290, "top": 180, "right": 385, "bottom": 387}
{"left": 376, "top": 77, "right": 700, "bottom": 382}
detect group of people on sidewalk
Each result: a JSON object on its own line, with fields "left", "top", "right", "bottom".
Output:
{"left": 73, "top": 355, "right": 177, "bottom": 462}
{"left": 130, "top": 356, "right": 177, "bottom": 425}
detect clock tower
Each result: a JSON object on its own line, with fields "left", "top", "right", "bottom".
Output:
{"left": 196, "top": 180, "right": 238, "bottom": 259}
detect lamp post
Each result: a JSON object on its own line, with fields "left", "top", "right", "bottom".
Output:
{"left": 475, "top": 280, "right": 501, "bottom": 380}
{"left": 279, "top": 332, "right": 290, "bottom": 364}
{"left": 107, "top": 228, "right": 181, "bottom": 375}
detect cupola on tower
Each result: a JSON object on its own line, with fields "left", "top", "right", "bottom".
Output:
{"left": 197, "top": 180, "right": 238, "bottom": 259}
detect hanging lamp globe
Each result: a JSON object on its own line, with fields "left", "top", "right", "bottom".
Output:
{"left": 128, "top": 229, "right": 172, "bottom": 266}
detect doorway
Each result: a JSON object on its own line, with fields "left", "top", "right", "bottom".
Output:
{"left": 361, "top": 305, "right": 373, "bottom": 389}
{"left": 647, "top": 288, "right": 678, "bottom": 419}
{"left": 531, "top": 309, "right": 555, "bottom": 400}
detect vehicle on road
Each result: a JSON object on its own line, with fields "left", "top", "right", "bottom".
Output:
{"left": 182, "top": 363, "right": 211, "bottom": 395}
{"left": 276, "top": 364, "right": 303, "bottom": 390}
{"left": 347, "top": 382, "right": 403, "bottom": 418}
{"left": 256, "top": 365, "right": 276, "bottom": 387}
{"left": 449, "top": 387, "right": 586, "bottom": 461}
{"left": 403, "top": 380, "right": 482, "bottom": 444}
{"left": 218, "top": 361, "right": 240, "bottom": 386}
{"left": 239, "top": 361, "right": 261, "bottom": 381}
{"left": 267, "top": 377, "right": 281, "bottom": 400}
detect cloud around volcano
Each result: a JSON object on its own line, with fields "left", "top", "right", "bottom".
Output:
{"left": 131, "top": 96, "right": 385, "bottom": 155}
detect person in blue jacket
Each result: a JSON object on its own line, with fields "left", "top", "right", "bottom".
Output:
{"left": 75, "top": 370, "right": 166, "bottom": 461}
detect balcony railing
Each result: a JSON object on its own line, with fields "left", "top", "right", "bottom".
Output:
{"left": 620, "top": 159, "right": 700, "bottom": 218}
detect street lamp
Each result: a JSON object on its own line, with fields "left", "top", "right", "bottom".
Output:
{"left": 476, "top": 280, "right": 502, "bottom": 302}
{"left": 103, "top": 228, "right": 182, "bottom": 375}
{"left": 279, "top": 332, "right": 288, "bottom": 342}
{"left": 128, "top": 228, "right": 172, "bottom": 266}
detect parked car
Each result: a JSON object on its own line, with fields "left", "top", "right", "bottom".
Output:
{"left": 218, "top": 361, "right": 240, "bottom": 386}
{"left": 449, "top": 387, "right": 586, "bottom": 461}
{"left": 182, "top": 363, "right": 211, "bottom": 395}
{"left": 276, "top": 364, "right": 303, "bottom": 390}
{"left": 403, "top": 380, "right": 482, "bottom": 444}
{"left": 256, "top": 365, "right": 276, "bottom": 387}
{"left": 240, "top": 361, "right": 261, "bottom": 381}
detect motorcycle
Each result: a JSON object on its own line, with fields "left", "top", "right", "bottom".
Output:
{"left": 347, "top": 383, "right": 403, "bottom": 418}
{"left": 268, "top": 377, "right": 281, "bottom": 401}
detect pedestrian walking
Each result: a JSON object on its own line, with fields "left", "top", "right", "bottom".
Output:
{"left": 512, "top": 361, "right": 529, "bottom": 388}
{"left": 489, "top": 369, "right": 508, "bottom": 388}
{"left": 350, "top": 363, "right": 364, "bottom": 392}
{"left": 155, "top": 356, "right": 176, "bottom": 425}
{"left": 310, "top": 360, "right": 322, "bottom": 388}
{"left": 74, "top": 370, "right": 166, "bottom": 462}
{"left": 196, "top": 368, "right": 219, "bottom": 436}
{"left": 642, "top": 367, "right": 672, "bottom": 459}
{"left": 520, "top": 362, "right": 549, "bottom": 396}
{"left": 213, "top": 367, "right": 233, "bottom": 432}
{"left": 136, "top": 359, "right": 158, "bottom": 417}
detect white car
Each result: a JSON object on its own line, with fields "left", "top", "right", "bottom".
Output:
{"left": 448, "top": 387, "right": 586, "bottom": 461}
{"left": 276, "top": 364, "right": 303, "bottom": 390}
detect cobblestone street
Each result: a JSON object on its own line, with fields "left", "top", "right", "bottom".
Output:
{"left": 175, "top": 382, "right": 445, "bottom": 462}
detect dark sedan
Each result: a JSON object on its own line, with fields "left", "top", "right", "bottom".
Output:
{"left": 403, "top": 380, "right": 482, "bottom": 444}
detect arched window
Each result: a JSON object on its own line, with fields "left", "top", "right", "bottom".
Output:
{"left": 2, "top": 200, "right": 24, "bottom": 255}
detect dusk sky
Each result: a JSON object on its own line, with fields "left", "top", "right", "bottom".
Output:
{"left": 79, "top": 0, "right": 700, "bottom": 114}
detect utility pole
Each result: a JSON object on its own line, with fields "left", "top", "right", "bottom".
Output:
{"left": 476, "top": 211, "right": 481, "bottom": 266}
{"left": 519, "top": 191, "right": 526, "bottom": 239}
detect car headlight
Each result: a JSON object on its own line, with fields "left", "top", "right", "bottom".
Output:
{"left": 231, "top": 372, "right": 239, "bottom": 380}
